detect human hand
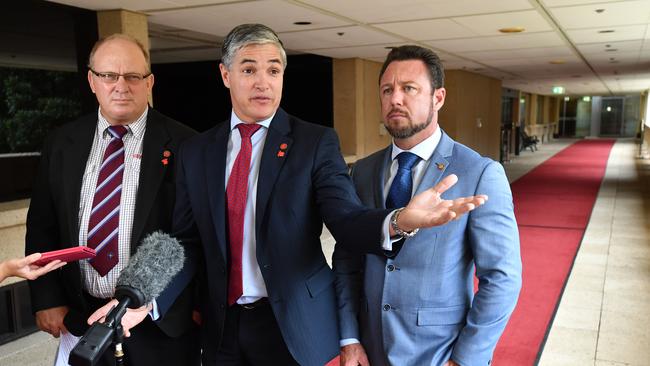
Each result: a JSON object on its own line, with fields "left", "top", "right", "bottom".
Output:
{"left": 0, "top": 253, "right": 65, "bottom": 282}
{"left": 340, "top": 343, "right": 369, "bottom": 366}
{"left": 87, "top": 299, "right": 152, "bottom": 337}
{"left": 396, "top": 174, "right": 487, "bottom": 233}
{"left": 35, "top": 306, "right": 69, "bottom": 338}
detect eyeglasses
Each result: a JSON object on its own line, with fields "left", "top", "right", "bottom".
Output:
{"left": 89, "top": 68, "right": 152, "bottom": 84}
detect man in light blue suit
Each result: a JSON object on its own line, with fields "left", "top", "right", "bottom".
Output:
{"left": 335, "top": 45, "right": 522, "bottom": 366}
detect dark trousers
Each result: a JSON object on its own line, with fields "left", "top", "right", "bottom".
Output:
{"left": 67, "top": 292, "right": 200, "bottom": 366}
{"left": 213, "top": 299, "right": 299, "bottom": 366}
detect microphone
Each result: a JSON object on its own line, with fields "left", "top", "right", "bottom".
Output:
{"left": 69, "top": 232, "right": 185, "bottom": 366}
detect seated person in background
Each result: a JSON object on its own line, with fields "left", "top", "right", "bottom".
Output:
{"left": 0, "top": 253, "right": 65, "bottom": 283}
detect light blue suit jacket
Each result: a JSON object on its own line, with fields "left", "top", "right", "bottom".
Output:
{"left": 334, "top": 131, "right": 522, "bottom": 366}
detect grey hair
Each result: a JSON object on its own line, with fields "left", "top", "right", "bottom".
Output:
{"left": 221, "top": 23, "right": 287, "bottom": 69}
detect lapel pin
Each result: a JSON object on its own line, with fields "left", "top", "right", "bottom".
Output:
{"left": 277, "top": 151, "right": 286, "bottom": 158}
{"left": 436, "top": 163, "right": 445, "bottom": 170}
{"left": 280, "top": 143, "right": 288, "bottom": 150}
{"left": 162, "top": 150, "right": 171, "bottom": 165}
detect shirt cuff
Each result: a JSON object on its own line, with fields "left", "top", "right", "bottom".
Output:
{"left": 149, "top": 299, "right": 160, "bottom": 321}
{"left": 381, "top": 210, "right": 401, "bottom": 250}
{"left": 340, "top": 338, "right": 360, "bottom": 347}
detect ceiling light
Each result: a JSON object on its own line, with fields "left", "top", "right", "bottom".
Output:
{"left": 605, "top": 48, "right": 618, "bottom": 52}
{"left": 595, "top": 8, "right": 605, "bottom": 13}
{"left": 498, "top": 27, "right": 525, "bottom": 33}
{"left": 549, "top": 60, "right": 565, "bottom": 64}
{"left": 384, "top": 46, "right": 396, "bottom": 50}
{"left": 552, "top": 86, "right": 565, "bottom": 94}
{"left": 598, "top": 29, "right": 615, "bottom": 33}
{"left": 293, "top": 21, "right": 312, "bottom": 25}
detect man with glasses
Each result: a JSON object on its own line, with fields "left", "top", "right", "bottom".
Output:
{"left": 25, "top": 34, "right": 199, "bottom": 366}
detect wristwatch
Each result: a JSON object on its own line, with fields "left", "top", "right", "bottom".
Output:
{"left": 390, "top": 207, "right": 419, "bottom": 238}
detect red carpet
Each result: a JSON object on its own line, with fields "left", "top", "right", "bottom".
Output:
{"left": 493, "top": 139, "right": 615, "bottom": 365}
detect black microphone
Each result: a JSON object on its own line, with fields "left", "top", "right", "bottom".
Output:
{"left": 69, "top": 232, "right": 185, "bottom": 366}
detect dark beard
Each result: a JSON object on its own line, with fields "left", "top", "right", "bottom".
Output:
{"left": 385, "top": 101, "right": 434, "bottom": 139}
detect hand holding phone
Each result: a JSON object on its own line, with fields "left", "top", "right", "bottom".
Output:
{"left": 33, "top": 247, "right": 96, "bottom": 266}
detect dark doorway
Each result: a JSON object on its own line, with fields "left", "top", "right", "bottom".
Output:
{"left": 600, "top": 97, "right": 624, "bottom": 136}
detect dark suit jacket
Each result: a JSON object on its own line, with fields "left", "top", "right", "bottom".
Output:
{"left": 25, "top": 108, "right": 197, "bottom": 338}
{"left": 157, "top": 108, "right": 389, "bottom": 366}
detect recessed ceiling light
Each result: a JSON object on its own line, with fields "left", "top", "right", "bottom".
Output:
{"left": 595, "top": 8, "right": 605, "bottom": 13}
{"left": 498, "top": 27, "right": 525, "bottom": 33}
{"left": 293, "top": 21, "right": 312, "bottom": 25}
{"left": 549, "top": 59, "right": 565, "bottom": 64}
{"left": 598, "top": 29, "right": 615, "bottom": 33}
{"left": 605, "top": 48, "right": 618, "bottom": 52}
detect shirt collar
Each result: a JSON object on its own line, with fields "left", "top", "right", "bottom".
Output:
{"left": 390, "top": 126, "right": 442, "bottom": 162}
{"left": 229, "top": 110, "right": 274, "bottom": 131}
{"left": 97, "top": 107, "right": 148, "bottom": 139}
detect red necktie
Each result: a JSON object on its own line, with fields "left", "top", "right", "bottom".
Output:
{"left": 87, "top": 125, "right": 128, "bottom": 277}
{"left": 227, "top": 123, "right": 262, "bottom": 305}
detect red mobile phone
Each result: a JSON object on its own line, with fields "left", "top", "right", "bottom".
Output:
{"left": 33, "top": 247, "right": 96, "bottom": 266}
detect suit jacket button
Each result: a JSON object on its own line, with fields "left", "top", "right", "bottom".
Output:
{"left": 383, "top": 304, "right": 391, "bottom": 311}
{"left": 387, "top": 264, "right": 395, "bottom": 272}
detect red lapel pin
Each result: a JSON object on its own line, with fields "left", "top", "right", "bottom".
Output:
{"left": 162, "top": 150, "right": 171, "bottom": 165}
{"left": 277, "top": 143, "right": 288, "bottom": 158}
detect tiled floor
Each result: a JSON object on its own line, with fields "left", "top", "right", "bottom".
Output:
{"left": 1, "top": 138, "right": 648, "bottom": 365}
{"left": 537, "top": 139, "right": 650, "bottom": 366}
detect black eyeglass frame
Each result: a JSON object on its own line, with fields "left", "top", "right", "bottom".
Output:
{"left": 89, "top": 68, "right": 152, "bottom": 83}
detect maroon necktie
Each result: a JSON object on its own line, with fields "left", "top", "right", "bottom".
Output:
{"left": 227, "top": 123, "right": 261, "bottom": 305}
{"left": 87, "top": 125, "right": 128, "bottom": 277}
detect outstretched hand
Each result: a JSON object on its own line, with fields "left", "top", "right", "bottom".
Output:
{"left": 394, "top": 174, "right": 487, "bottom": 233}
{"left": 87, "top": 299, "right": 152, "bottom": 337}
{"left": 0, "top": 253, "right": 66, "bottom": 283}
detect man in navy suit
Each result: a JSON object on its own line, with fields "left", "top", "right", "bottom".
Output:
{"left": 335, "top": 45, "right": 522, "bottom": 366}
{"left": 90, "top": 25, "right": 486, "bottom": 366}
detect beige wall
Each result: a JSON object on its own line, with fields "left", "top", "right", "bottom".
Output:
{"left": 332, "top": 58, "right": 390, "bottom": 159}
{"left": 440, "top": 69, "right": 502, "bottom": 160}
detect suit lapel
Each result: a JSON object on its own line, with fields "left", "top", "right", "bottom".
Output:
{"left": 414, "top": 130, "right": 454, "bottom": 196}
{"left": 62, "top": 115, "right": 95, "bottom": 246}
{"left": 256, "top": 109, "right": 292, "bottom": 237}
{"left": 206, "top": 122, "right": 230, "bottom": 258}
{"left": 130, "top": 109, "right": 170, "bottom": 252}
{"left": 374, "top": 147, "right": 393, "bottom": 209}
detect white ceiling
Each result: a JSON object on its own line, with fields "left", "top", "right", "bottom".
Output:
{"left": 47, "top": 0, "right": 650, "bottom": 96}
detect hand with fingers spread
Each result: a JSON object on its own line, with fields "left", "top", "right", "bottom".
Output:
{"left": 87, "top": 299, "right": 152, "bottom": 337}
{"left": 0, "top": 253, "right": 66, "bottom": 283}
{"left": 390, "top": 174, "right": 488, "bottom": 236}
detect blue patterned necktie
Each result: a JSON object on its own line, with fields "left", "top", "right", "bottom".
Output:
{"left": 386, "top": 152, "right": 420, "bottom": 209}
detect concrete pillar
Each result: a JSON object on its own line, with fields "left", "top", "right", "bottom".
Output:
{"left": 332, "top": 58, "right": 390, "bottom": 161}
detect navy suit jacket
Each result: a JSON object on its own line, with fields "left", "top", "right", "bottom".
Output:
{"left": 158, "top": 108, "right": 389, "bottom": 366}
